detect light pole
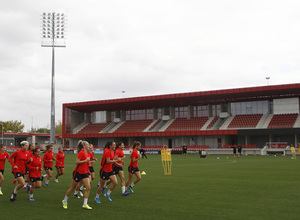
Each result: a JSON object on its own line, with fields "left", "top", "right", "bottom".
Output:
{"left": 41, "top": 12, "right": 67, "bottom": 144}
{"left": 266, "top": 77, "right": 270, "bottom": 85}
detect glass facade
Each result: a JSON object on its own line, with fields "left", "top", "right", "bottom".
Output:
{"left": 175, "top": 107, "right": 188, "bottom": 118}
{"left": 126, "top": 109, "right": 153, "bottom": 120}
{"left": 231, "top": 101, "right": 269, "bottom": 115}
{"left": 194, "top": 105, "right": 208, "bottom": 117}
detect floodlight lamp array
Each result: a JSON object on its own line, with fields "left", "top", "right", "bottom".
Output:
{"left": 42, "top": 12, "right": 67, "bottom": 41}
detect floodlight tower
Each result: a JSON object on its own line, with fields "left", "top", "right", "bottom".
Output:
{"left": 41, "top": 12, "right": 67, "bottom": 144}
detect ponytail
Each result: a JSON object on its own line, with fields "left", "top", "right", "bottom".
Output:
{"left": 45, "top": 144, "right": 52, "bottom": 151}
{"left": 105, "top": 141, "right": 113, "bottom": 149}
{"left": 132, "top": 141, "right": 141, "bottom": 149}
{"left": 77, "top": 140, "right": 88, "bottom": 152}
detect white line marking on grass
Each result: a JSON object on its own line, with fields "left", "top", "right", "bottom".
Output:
{"left": 173, "top": 160, "right": 237, "bottom": 167}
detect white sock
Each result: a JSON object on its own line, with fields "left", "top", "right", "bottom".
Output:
{"left": 83, "top": 198, "right": 88, "bottom": 205}
{"left": 95, "top": 193, "right": 100, "bottom": 199}
{"left": 103, "top": 182, "right": 107, "bottom": 187}
{"left": 0, "top": 187, "right": 2, "bottom": 191}
{"left": 45, "top": 179, "right": 49, "bottom": 184}
{"left": 63, "top": 195, "right": 68, "bottom": 203}
{"left": 74, "top": 190, "right": 78, "bottom": 195}
{"left": 24, "top": 183, "right": 28, "bottom": 187}
{"left": 98, "top": 181, "right": 100, "bottom": 186}
{"left": 43, "top": 174, "right": 47, "bottom": 178}
{"left": 121, "top": 186, "right": 125, "bottom": 193}
{"left": 80, "top": 186, "right": 84, "bottom": 191}
{"left": 130, "top": 183, "right": 135, "bottom": 188}
{"left": 107, "top": 189, "right": 112, "bottom": 195}
{"left": 14, "top": 189, "right": 18, "bottom": 194}
{"left": 29, "top": 194, "right": 33, "bottom": 198}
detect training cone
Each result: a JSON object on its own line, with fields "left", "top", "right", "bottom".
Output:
{"left": 141, "top": 171, "right": 146, "bottom": 175}
{"left": 291, "top": 157, "right": 294, "bottom": 160}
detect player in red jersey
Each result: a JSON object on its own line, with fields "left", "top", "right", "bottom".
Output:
{"left": 73, "top": 144, "right": 97, "bottom": 198}
{"left": 0, "top": 144, "right": 10, "bottom": 195}
{"left": 55, "top": 147, "right": 65, "bottom": 183}
{"left": 24, "top": 143, "right": 35, "bottom": 191}
{"left": 95, "top": 141, "right": 121, "bottom": 203}
{"left": 8, "top": 141, "right": 31, "bottom": 202}
{"left": 27, "top": 148, "right": 42, "bottom": 201}
{"left": 88, "top": 144, "right": 97, "bottom": 182}
{"left": 104, "top": 142, "right": 130, "bottom": 196}
{"left": 43, "top": 145, "right": 54, "bottom": 186}
{"left": 125, "top": 141, "right": 142, "bottom": 194}
{"left": 62, "top": 140, "right": 92, "bottom": 210}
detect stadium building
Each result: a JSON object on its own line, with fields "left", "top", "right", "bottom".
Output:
{"left": 62, "top": 83, "right": 300, "bottom": 154}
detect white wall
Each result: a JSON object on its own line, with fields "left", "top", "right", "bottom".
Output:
{"left": 273, "top": 98, "right": 299, "bottom": 114}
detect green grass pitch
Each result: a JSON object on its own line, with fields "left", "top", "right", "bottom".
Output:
{"left": 0, "top": 153, "right": 300, "bottom": 220}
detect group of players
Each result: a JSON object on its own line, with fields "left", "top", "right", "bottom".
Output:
{"left": 0, "top": 140, "right": 143, "bottom": 210}
{"left": 62, "top": 140, "right": 142, "bottom": 210}
{"left": 0, "top": 141, "right": 65, "bottom": 201}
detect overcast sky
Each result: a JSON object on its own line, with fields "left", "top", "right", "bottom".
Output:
{"left": 0, "top": 0, "right": 300, "bottom": 131}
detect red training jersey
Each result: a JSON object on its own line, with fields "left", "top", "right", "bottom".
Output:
{"left": 0, "top": 151, "right": 10, "bottom": 170}
{"left": 100, "top": 148, "right": 108, "bottom": 167}
{"left": 89, "top": 151, "right": 94, "bottom": 167}
{"left": 115, "top": 148, "right": 124, "bottom": 167}
{"left": 27, "top": 155, "right": 42, "bottom": 178}
{"left": 9, "top": 149, "right": 31, "bottom": 174}
{"left": 129, "top": 149, "right": 139, "bottom": 168}
{"left": 74, "top": 150, "right": 89, "bottom": 174}
{"left": 101, "top": 149, "right": 114, "bottom": 172}
{"left": 43, "top": 151, "right": 54, "bottom": 168}
{"left": 26, "top": 150, "right": 32, "bottom": 158}
{"left": 55, "top": 152, "right": 65, "bottom": 167}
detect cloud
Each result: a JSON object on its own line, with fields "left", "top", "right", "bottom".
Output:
{"left": 1, "top": 0, "right": 300, "bottom": 130}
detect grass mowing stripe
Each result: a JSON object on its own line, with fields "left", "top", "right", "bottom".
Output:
{"left": 0, "top": 154, "right": 300, "bottom": 219}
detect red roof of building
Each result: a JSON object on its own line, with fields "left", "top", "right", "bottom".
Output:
{"left": 63, "top": 83, "right": 300, "bottom": 112}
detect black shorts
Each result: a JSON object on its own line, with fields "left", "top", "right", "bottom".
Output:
{"left": 26, "top": 167, "right": 29, "bottom": 174}
{"left": 0, "top": 170, "right": 4, "bottom": 174}
{"left": 100, "top": 169, "right": 114, "bottom": 180}
{"left": 44, "top": 167, "right": 53, "bottom": 171}
{"left": 72, "top": 171, "right": 89, "bottom": 182}
{"left": 182, "top": 150, "right": 187, "bottom": 153}
{"left": 56, "top": 166, "right": 64, "bottom": 169}
{"left": 113, "top": 165, "right": 123, "bottom": 175}
{"left": 128, "top": 166, "right": 139, "bottom": 174}
{"left": 30, "top": 177, "right": 42, "bottom": 182}
{"left": 233, "top": 150, "right": 236, "bottom": 154}
{"left": 13, "top": 172, "right": 25, "bottom": 179}
{"left": 89, "top": 166, "right": 94, "bottom": 173}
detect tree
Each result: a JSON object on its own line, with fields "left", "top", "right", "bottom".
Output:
{"left": 0, "top": 120, "right": 25, "bottom": 133}
{"left": 55, "top": 121, "right": 62, "bottom": 134}
{"left": 29, "top": 121, "right": 62, "bottom": 134}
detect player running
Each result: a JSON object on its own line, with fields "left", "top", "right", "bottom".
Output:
{"left": 73, "top": 144, "right": 97, "bottom": 198}
{"left": 125, "top": 141, "right": 142, "bottom": 194}
{"left": 8, "top": 141, "right": 31, "bottom": 202}
{"left": 27, "top": 148, "right": 42, "bottom": 201}
{"left": 55, "top": 147, "right": 65, "bottom": 182}
{"left": 43, "top": 145, "right": 54, "bottom": 186}
{"left": 104, "top": 142, "right": 130, "bottom": 196}
{"left": 24, "top": 143, "right": 35, "bottom": 192}
{"left": 62, "top": 140, "right": 92, "bottom": 210}
{"left": 0, "top": 144, "right": 10, "bottom": 195}
{"left": 95, "top": 141, "right": 121, "bottom": 203}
